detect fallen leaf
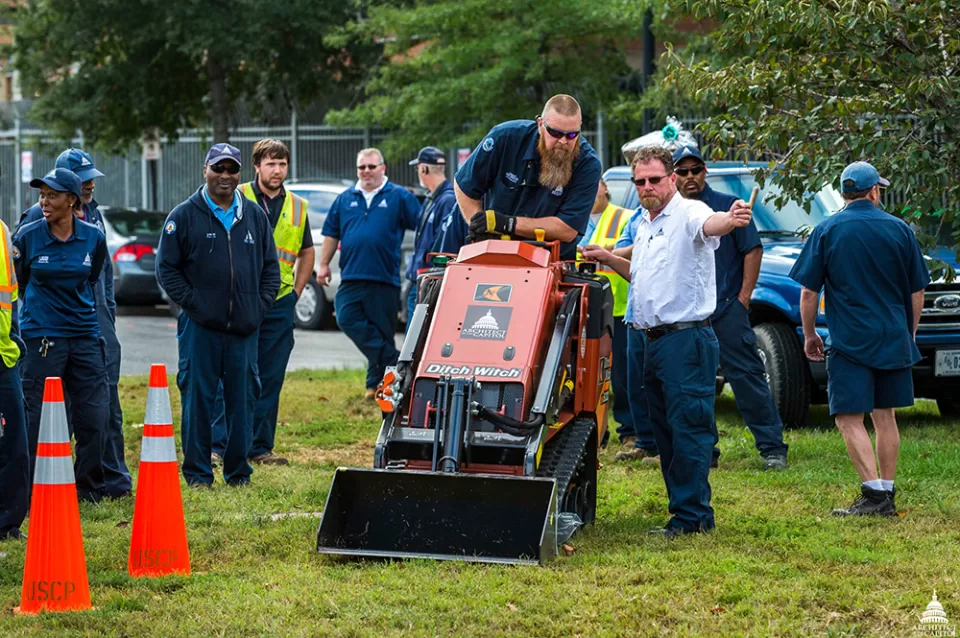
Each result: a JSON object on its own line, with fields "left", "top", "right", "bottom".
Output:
{"left": 132, "top": 423, "right": 144, "bottom": 429}
{"left": 920, "top": 452, "right": 931, "bottom": 458}
{"left": 280, "top": 421, "right": 290, "bottom": 427}
{"left": 897, "top": 511, "right": 906, "bottom": 517}
{"left": 116, "top": 520, "right": 130, "bottom": 528}
{"left": 507, "top": 603, "right": 518, "bottom": 612}
{"left": 718, "top": 430, "right": 729, "bottom": 437}
{"left": 562, "top": 544, "right": 575, "bottom": 556}
{"left": 632, "top": 489, "right": 640, "bottom": 496}
{"left": 319, "top": 397, "right": 329, "bottom": 402}
{"left": 711, "top": 606, "right": 726, "bottom": 615}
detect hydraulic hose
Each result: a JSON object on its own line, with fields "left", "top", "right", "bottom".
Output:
{"left": 474, "top": 404, "right": 544, "bottom": 437}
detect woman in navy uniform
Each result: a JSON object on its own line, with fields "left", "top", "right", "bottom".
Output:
{"left": 13, "top": 168, "right": 110, "bottom": 503}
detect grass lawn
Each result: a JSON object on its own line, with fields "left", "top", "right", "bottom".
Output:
{"left": 1, "top": 368, "right": 959, "bottom": 636}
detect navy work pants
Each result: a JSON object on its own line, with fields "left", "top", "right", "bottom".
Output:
{"left": 712, "top": 301, "right": 787, "bottom": 458}
{"left": 101, "top": 324, "right": 132, "bottom": 497}
{"left": 177, "top": 316, "right": 259, "bottom": 486}
{"left": 211, "top": 293, "right": 296, "bottom": 459}
{"left": 644, "top": 326, "right": 720, "bottom": 532}
{"left": 336, "top": 281, "right": 399, "bottom": 390}
{"left": 21, "top": 336, "right": 108, "bottom": 502}
{"left": 0, "top": 363, "right": 29, "bottom": 537}
{"left": 611, "top": 318, "right": 637, "bottom": 444}
{"left": 625, "top": 326, "right": 658, "bottom": 453}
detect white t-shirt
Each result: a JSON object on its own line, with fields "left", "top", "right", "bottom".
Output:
{"left": 629, "top": 191, "right": 720, "bottom": 329}
{"left": 355, "top": 177, "right": 389, "bottom": 208}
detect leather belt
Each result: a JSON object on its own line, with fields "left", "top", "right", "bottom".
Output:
{"left": 643, "top": 319, "right": 711, "bottom": 342}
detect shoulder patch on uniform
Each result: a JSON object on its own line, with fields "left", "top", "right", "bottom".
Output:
{"left": 551, "top": 186, "right": 564, "bottom": 196}
{"left": 165, "top": 220, "right": 177, "bottom": 235}
{"left": 482, "top": 137, "right": 495, "bottom": 152}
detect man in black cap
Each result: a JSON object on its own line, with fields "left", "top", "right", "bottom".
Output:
{"left": 156, "top": 143, "right": 279, "bottom": 488}
{"left": 673, "top": 145, "right": 789, "bottom": 471}
{"left": 404, "top": 147, "right": 456, "bottom": 326}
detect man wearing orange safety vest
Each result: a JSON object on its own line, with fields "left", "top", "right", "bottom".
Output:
{"left": 578, "top": 179, "right": 636, "bottom": 454}
{"left": 211, "top": 139, "right": 313, "bottom": 467}
{"left": 0, "top": 218, "right": 29, "bottom": 540}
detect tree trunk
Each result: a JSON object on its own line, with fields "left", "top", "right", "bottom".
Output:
{"left": 207, "top": 55, "right": 230, "bottom": 142}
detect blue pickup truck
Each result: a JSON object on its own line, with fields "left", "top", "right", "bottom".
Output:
{"left": 602, "top": 162, "right": 960, "bottom": 425}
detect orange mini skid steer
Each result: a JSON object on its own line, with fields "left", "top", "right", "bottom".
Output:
{"left": 316, "top": 238, "right": 614, "bottom": 565}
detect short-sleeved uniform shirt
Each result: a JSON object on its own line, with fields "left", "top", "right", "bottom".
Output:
{"left": 455, "top": 120, "right": 602, "bottom": 260}
{"left": 13, "top": 216, "right": 108, "bottom": 339}
{"left": 789, "top": 199, "right": 930, "bottom": 369}
{"left": 697, "top": 184, "right": 762, "bottom": 316}
{"left": 629, "top": 192, "right": 720, "bottom": 329}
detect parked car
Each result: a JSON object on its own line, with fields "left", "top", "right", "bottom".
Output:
{"left": 603, "top": 162, "right": 960, "bottom": 424}
{"left": 99, "top": 206, "right": 168, "bottom": 305}
{"left": 286, "top": 182, "right": 416, "bottom": 331}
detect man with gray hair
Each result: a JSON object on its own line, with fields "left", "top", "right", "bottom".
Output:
{"left": 317, "top": 148, "right": 421, "bottom": 399}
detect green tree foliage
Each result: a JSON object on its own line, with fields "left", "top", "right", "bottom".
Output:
{"left": 663, "top": 0, "right": 960, "bottom": 274}
{"left": 4, "top": 0, "right": 379, "bottom": 149}
{"left": 328, "top": 0, "right": 647, "bottom": 154}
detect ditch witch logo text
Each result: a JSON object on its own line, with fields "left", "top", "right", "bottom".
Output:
{"left": 461, "top": 306, "right": 512, "bottom": 340}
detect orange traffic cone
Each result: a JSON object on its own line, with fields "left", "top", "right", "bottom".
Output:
{"left": 128, "top": 364, "right": 190, "bottom": 577}
{"left": 17, "top": 377, "right": 92, "bottom": 614}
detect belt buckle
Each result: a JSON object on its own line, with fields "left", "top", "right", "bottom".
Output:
{"left": 645, "top": 327, "right": 665, "bottom": 341}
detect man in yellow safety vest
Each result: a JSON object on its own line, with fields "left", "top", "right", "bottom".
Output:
{"left": 211, "top": 139, "right": 313, "bottom": 466}
{"left": 578, "top": 178, "right": 641, "bottom": 458}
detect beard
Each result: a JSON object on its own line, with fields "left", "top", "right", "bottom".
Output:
{"left": 639, "top": 192, "right": 668, "bottom": 211}
{"left": 537, "top": 136, "right": 579, "bottom": 191}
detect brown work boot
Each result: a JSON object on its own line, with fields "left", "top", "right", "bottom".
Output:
{"left": 250, "top": 452, "right": 289, "bottom": 466}
{"left": 614, "top": 447, "right": 657, "bottom": 462}
{"left": 364, "top": 388, "right": 376, "bottom": 401}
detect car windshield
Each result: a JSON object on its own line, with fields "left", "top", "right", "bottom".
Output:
{"left": 288, "top": 189, "right": 341, "bottom": 229}
{"left": 104, "top": 211, "right": 168, "bottom": 236}
{"left": 707, "top": 173, "right": 844, "bottom": 234}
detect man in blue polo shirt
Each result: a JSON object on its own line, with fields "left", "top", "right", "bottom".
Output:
{"left": 317, "top": 148, "right": 420, "bottom": 399}
{"left": 673, "top": 145, "right": 789, "bottom": 471}
{"left": 454, "top": 94, "right": 602, "bottom": 260}
{"left": 18, "top": 148, "right": 132, "bottom": 498}
{"left": 405, "top": 146, "right": 456, "bottom": 326}
{"left": 790, "top": 161, "right": 929, "bottom": 516}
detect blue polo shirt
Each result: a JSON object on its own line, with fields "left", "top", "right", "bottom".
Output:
{"left": 455, "top": 120, "right": 602, "bottom": 260}
{"left": 13, "top": 216, "right": 108, "bottom": 340}
{"left": 203, "top": 187, "right": 240, "bottom": 231}
{"left": 789, "top": 199, "right": 930, "bottom": 369}
{"left": 696, "top": 184, "right": 762, "bottom": 315}
{"left": 322, "top": 180, "right": 421, "bottom": 287}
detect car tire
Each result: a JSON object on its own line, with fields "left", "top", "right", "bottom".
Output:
{"left": 936, "top": 395, "right": 960, "bottom": 419}
{"left": 754, "top": 322, "right": 810, "bottom": 428}
{"left": 295, "top": 279, "right": 334, "bottom": 330}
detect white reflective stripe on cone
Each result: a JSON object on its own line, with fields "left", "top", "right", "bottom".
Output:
{"left": 37, "top": 402, "right": 70, "bottom": 443}
{"left": 34, "top": 455, "right": 75, "bottom": 485}
{"left": 141, "top": 436, "right": 178, "bottom": 463}
{"left": 145, "top": 387, "right": 173, "bottom": 426}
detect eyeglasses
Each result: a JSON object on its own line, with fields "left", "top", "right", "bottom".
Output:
{"left": 674, "top": 165, "right": 705, "bottom": 177}
{"left": 538, "top": 117, "right": 580, "bottom": 141}
{"left": 209, "top": 163, "right": 240, "bottom": 175}
{"left": 357, "top": 163, "right": 382, "bottom": 171}
{"left": 631, "top": 175, "right": 670, "bottom": 187}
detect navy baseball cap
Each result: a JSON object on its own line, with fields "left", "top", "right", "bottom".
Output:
{"left": 840, "top": 161, "right": 889, "bottom": 192}
{"left": 408, "top": 146, "right": 446, "bottom": 166}
{"left": 672, "top": 145, "right": 704, "bottom": 165}
{"left": 56, "top": 148, "right": 104, "bottom": 182}
{"left": 31, "top": 168, "right": 83, "bottom": 199}
{"left": 204, "top": 143, "right": 242, "bottom": 167}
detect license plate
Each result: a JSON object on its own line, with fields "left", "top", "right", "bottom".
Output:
{"left": 935, "top": 350, "right": 960, "bottom": 376}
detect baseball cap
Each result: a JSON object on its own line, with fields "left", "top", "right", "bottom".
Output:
{"left": 408, "top": 146, "right": 446, "bottom": 166}
{"left": 56, "top": 148, "right": 105, "bottom": 182}
{"left": 840, "top": 161, "right": 889, "bottom": 192}
{"left": 672, "top": 145, "right": 705, "bottom": 165}
{"left": 204, "top": 143, "right": 242, "bottom": 167}
{"left": 30, "top": 168, "right": 83, "bottom": 199}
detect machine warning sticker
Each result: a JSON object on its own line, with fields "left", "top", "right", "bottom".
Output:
{"left": 425, "top": 363, "right": 521, "bottom": 378}
{"left": 460, "top": 306, "right": 512, "bottom": 340}
{"left": 473, "top": 284, "right": 512, "bottom": 303}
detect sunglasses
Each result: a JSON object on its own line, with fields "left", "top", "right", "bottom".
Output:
{"left": 540, "top": 119, "right": 580, "bottom": 141}
{"left": 357, "top": 163, "right": 382, "bottom": 171}
{"left": 674, "top": 164, "right": 705, "bottom": 177}
{"left": 209, "top": 163, "right": 240, "bottom": 175}
{"left": 631, "top": 174, "right": 670, "bottom": 187}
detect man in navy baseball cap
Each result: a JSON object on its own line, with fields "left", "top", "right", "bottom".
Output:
{"left": 408, "top": 146, "right": 446, "bottom": 166}
{"left": 56, "top": 148, "right": 105, "bottom": 182}
{"left": 30, "top": 168, "right": 82, "bottom": 201}
{"left": 672, "top": 145, "right": 705, "bottom": 165}
{"left": 840, "top": 161, "right": 890, "bottom": 193}
{"left": 205, "top": 142, "right": 243, "bottom": 168}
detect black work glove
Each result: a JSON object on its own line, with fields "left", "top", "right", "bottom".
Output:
{"left": 468, "top": 210, "right": 516, "bottom": 238}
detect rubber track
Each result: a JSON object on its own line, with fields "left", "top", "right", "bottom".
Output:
{"left": 536, "top": 418, "right": 595, "bottom": 512}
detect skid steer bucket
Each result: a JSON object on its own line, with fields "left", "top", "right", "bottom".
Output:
{"left": 316, "top": 468, "right": 558, "bottom": 565}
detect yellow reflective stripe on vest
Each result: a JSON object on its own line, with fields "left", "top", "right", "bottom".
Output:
{"left": 0, "top": 221, "right": 18, "bottom": 367}
{"left": 277, "top": 247, "right": 298, "bottom": 266}
{"left": 239, "top": 183, "right": 307, "bottom": 299}
{"left": 290, "top": 196, "right": 303, "bottom": 227}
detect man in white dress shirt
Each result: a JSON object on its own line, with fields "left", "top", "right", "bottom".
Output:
{"left": 582, "top": 145, "right": 753, "bottom": 538}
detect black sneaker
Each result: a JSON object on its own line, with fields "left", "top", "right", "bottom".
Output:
{"left": 832, "top": 486, "right": 896, "bottom": 517}
{"left": 763, "top": 454, "right": 789, "bottom": 471}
